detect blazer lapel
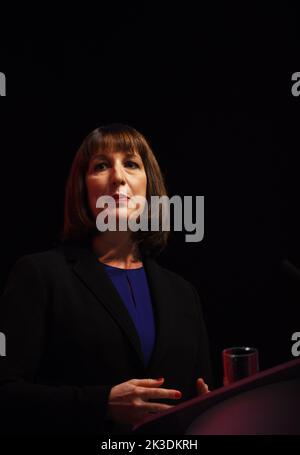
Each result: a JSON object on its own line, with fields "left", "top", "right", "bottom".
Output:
{"left": 62, "top": 242, "right": 174, "bottom": 374}
{"left": 63, "top": 243, "right": 145, "bottom": 366}
{"left": 142, "top": 254, "right": 174, "bottom": 373}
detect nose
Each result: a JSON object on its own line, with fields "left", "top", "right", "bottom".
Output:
{"left": 110, "top": 163, "right": 125, "bottom": 186}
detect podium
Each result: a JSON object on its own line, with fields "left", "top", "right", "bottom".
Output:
{"left": 132, "top": 358, "right": 300, "bottom": 435}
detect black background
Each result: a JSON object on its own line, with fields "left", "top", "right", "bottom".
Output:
{"left": 1, "top": 5, "right": 300, "bottom": 386}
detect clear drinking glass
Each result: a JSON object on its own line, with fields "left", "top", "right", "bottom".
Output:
{"left": 222, "top": 346, "right": 259, "bottom": 386}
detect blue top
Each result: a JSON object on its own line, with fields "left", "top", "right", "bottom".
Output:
{"left": 102, "top": 263, "right": 156, "bottom": 367}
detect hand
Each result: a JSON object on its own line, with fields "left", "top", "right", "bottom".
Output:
{"left": 106, "top": 378, "right": 182, "bottom": 426}
{"left": 196, "top": 377, "right": 210, "bottom": 395}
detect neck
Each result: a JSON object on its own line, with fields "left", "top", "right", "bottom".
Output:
{"left": 91, "top": 231, "right": 142, "bottom": 269}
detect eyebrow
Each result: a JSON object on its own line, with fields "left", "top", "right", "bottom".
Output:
{"left": 91, "top": 152, "right": 141, "bottom": 162}
{"left": 91, "top": 153, "right": 109, "bottom": 161}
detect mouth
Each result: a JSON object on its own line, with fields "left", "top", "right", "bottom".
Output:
{"left": 111, "top": 193, "right": 130, "bottom": 201}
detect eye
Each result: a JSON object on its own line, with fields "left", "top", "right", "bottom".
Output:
{"left": 125, "top": 160, "right": 139, "bottom": 169}
{"left": 93, "top": 162, "right": 108, "bottom": 171}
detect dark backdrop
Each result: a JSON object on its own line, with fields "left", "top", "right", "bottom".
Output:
{"left": 1, "top": 5, "right": 300, "bottom": 386}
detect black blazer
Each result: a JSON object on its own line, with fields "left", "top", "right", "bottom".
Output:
{"left": 0, "top": 242, "right": 212, "bottom": 435}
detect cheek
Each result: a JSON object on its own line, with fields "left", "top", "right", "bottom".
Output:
{"left": 138, "top": 173, "right": 147, "bottom": 196}
{"left": 86, "top": 178, "right": 106, "bottom": 213}
{"left": 86, "top": 178, "right": 104, "bottom": 197}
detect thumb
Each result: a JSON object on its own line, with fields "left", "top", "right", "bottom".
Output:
{"left": 196, "top": 377, "right": 209, "bottom": 395}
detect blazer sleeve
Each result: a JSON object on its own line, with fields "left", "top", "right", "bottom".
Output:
{"left": 190, "top": 284, "right": 214, "bottom": 391}
{"left": 0, "top": 256, "right": 112, "bottom": 435}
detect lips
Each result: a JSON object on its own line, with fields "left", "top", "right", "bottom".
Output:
{"left": 111, "top": 193, "right": 130, "bottom": 200}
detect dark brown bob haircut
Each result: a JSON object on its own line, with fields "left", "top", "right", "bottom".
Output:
{"left": 62, "top": 124, "right": 169, "bottom": 257}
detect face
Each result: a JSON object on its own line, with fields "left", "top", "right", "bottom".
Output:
{"left": 85, "top": 149, "right": 147, "bottom": 225}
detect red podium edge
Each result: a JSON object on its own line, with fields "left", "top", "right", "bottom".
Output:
{"left": 133, "top": 357, "right": 300, "bottom": 434}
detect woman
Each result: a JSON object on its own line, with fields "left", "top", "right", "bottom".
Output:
{"left": 0, "top": 124, "right": 212, "bottom": 435}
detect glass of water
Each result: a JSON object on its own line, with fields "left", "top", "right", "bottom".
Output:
{"left": 222, "top": 346, "right": 259, "bottom": 386}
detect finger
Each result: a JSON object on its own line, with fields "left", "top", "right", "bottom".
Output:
{"left": 141, "top": 402, "right": 174, "bottom": 413}
{"left": 140, "top": 387, "right": 182, "bottom": 401}
{"left": 196, "top": 378, "right": 210, "bottom": 394}
{"left": 130, "top": 378, "right": 164, "bottom": 387}
{"left": 199, "top": 379, "right": 209, "bottom": 393}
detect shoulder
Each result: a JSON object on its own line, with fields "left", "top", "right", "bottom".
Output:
{"left": 147, "top": 256, "right": 198, "bottom": 299}
{"left": 14, "top": 247, "right": 65, "bottom": 269}
{"left": 6, "top": 241, "right": 97, "bottom": 284}
{"left": 149, "top": 259, "right": 206, "bottom": 322}
{"left": 160, "top": 264, "right": 195, "bottom": 289}
{"left": 7, "top": 246, "right": 69, "bottom": 285}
